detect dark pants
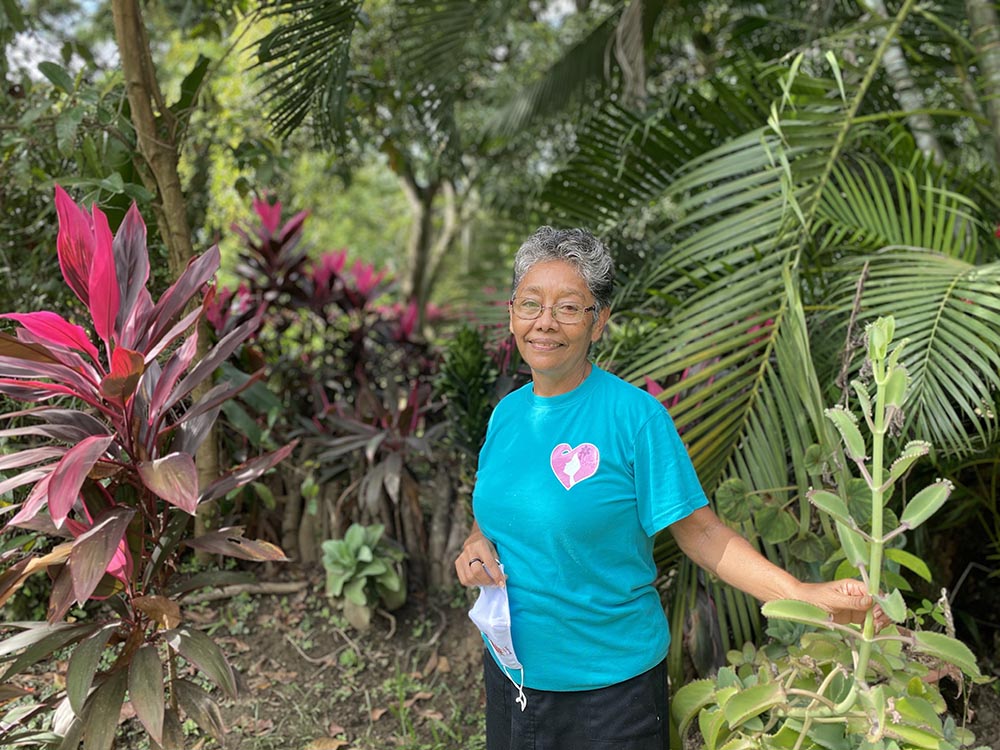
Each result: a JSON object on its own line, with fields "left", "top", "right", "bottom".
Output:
{"left": 483, "top": 652, "right": 670, "bottom": 750}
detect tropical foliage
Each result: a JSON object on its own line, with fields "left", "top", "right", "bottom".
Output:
{"left": 0, "top": 187, "right": 292, "bottom": 748}
{"left": 672, "top": 317, "right": 990, "bottom": 750}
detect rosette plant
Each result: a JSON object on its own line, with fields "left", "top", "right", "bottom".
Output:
{"left": 0, "top": 186, "right": 294, "bottom": 748}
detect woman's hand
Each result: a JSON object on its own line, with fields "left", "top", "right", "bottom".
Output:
{"left": 793, "top": 579, "right": 889, "bottom": 629}
{"left": 455, "top": 524, "right": 506, "bottom": 587}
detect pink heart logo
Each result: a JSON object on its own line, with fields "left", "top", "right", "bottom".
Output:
{"left": 550, "top": 442, "right": 600, "bottom": 490}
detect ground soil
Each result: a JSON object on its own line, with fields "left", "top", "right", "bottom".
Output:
{"left": 198, "top": 566, "right": 1000, "bottom": 750}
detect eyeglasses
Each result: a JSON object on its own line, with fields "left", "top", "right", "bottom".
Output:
{"left": 509, "top": 298, "right": 597, "bottom": 324}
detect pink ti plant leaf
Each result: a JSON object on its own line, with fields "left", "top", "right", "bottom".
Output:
{"left": 46, "top": 434, "right": 115, "bottom": 528}
{"left": 87, "top": 214, "right": 120, "bottom": 355}
{"left": 0, "top": 312, "right": 101, "bottom": 364}
{"left": 99, "top": 347, "right": 145, "bottom": 405}
{"left": 112, "top": 202, "right": 150, "bottom": 341}
{"left": 54, "top": 184, "right": 104, "bottom": 307}
{"left": 137, "top": 453, "right": 199, "bottom": 515}
{"left": 65, "top": 506, "right": 136, "bottom": 603}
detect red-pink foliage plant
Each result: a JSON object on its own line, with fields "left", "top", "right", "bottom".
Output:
{"left": 0, "top": 187, "right": 294, "bottom": 749}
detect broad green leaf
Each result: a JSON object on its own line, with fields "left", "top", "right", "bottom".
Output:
{"left": 886, "top": 722, "right": 943, "bottom": 749}
{"left": 761, "top": 599, "right": 831, "bottom": 628}
{"left": 67, "top": 624, "right": 117, "bottom": 716}
{"left": 895, "top": 696, "right": 943, "bottom": 734}
{"left": 129, "top": 645, "right": 165, "bottom": 744}
{"left": 343, "top": 576, "right": 367, "bottom": 606}
{"left": 82, "top": 669, "right": 127, "bottom": 750}
{"left": 173, "top": 679, "right": 225, "bottom": 742}
{"left": 699, "top": 706, "right": 729, "bottom": 750}
{"left": 899, "top": 481, "right": 953, "bottom": 530}
{"left": 715, "top": 478, "right": 750, "bottom": 524}
{"left": 808, "top": 489, "right": 853, "bottom": 527}
{"left": 874, "top": 589, "right": 906, "bottom": 623}
{"left": 883, "top": 365, "right": 908, "bottom": 407}
{"left": 69, "top": 507, "right": 135, "bottom": 604}
{"left": 38, "top": 61, "right": 75, "bottom": 93}
{"left": 912, "top": 631, "right": 981, "bottom": 678}
{"left": 787, "top": 532, "right": 825, "bottom": 563}
{"left": 824, "top": 407, "right": 867, "bottom": 461}
{"left": 138, "top": 453, "right": 199, "bottom": 515}
{"left": 756, "top": 506, "right": 797, "bottom": 544}
{"left": 722, "top": 682, "right": 784, "bottom": 726}
{"left": 670, "top": 678, "right": 716, "bottom": 735}
{"left": 837, "top": 521, "right": 869, "bottom": 567}
{"left": 163, "top": 628, "right": 237, "bottom": 699}
{"left": 885, "top": 441, "right": 931, "bottom": 487}
{"left": 884, "top": 548, "right": 932, "bottom": 582}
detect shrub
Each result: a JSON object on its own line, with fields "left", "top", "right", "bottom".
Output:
{"left": 0, "top": 187, "right": 293, "bottom": 748}
{"left": 672, "top": 317, "right": 992, "bottom": 750}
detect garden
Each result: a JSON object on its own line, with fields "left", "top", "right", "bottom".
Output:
{"left": 2, "top": 1, "right": 1000, "bottom": 748}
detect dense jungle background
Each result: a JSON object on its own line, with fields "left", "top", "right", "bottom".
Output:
{"left": 2, "top": 0, "right": 1000, "bottom": 748}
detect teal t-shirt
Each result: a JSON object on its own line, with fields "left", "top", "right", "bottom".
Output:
{"left": 473, "top": 365, "right": 708, "bottom": 691}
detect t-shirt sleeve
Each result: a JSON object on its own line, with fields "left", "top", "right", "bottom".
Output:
{"left": 634, "top": 408, "right": 709, "bottom": 536}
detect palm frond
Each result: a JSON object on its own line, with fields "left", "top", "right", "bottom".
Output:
{"left": 253, "top": 0, "right": 362, "bottom": 144}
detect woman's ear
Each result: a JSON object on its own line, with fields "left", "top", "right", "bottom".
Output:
{"left": 590, "top": 306, "right": 611, "bottom": 343}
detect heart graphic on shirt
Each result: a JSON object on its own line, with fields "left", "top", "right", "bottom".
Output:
{"left": 550, "top": 442, "right": 600, "bottom": 490}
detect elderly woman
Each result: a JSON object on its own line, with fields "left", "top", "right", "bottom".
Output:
{"left": 455, "top": 226, "right": 875, "bottom": 750}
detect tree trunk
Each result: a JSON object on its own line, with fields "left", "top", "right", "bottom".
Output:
{"left": 111, "top": 0, "right": 220, "bottom": 548}
{"left": 862, "top": 0, "right": 945, "bottom": 162}
{"left": 966, "top": 0, "right": 1000, "bottom": 165}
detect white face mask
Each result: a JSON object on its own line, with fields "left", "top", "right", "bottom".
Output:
{"left": 468, "top": 564, "right": 527, "bottom": 711}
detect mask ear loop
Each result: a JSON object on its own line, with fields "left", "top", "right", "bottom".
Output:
{"left": 501, "top": 663, "right": 527, "bottom": 711}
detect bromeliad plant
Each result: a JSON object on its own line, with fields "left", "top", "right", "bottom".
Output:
{"left": 672, "top": 317, "right": 991, "bottom": 750}
{"left": 0, "top": 187, "right": 294, "bottom": 748}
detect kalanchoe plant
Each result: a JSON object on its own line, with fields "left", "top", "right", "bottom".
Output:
{"left": 672, "top": 316, "right": 991, "bottom": 750}
{"left": 0, "top": 186, "right": 294, "bottom": 749}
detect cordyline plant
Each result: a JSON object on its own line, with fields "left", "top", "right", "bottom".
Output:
{"left": 673, "top": 317, "right": 991, "bottom": 750}
{"left": 0, "top": 187, "right": 294, "bottom": 749}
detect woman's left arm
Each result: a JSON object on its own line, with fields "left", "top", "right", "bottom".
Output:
{"left": 669, "top": 507, "right": 875, "bottom": 626}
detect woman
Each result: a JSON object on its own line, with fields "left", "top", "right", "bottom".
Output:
{"left": 455, "top": 226, "right": 876, "bottom": 750}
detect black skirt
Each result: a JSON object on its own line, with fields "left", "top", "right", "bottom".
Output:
{"left": 483, "top": 651, "right": 670, "bottom": 750}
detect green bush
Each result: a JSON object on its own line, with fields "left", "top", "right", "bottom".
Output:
{"left": 322, "top": 523, "right": 406, "bottom": 631}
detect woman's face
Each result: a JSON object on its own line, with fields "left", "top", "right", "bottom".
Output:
{"left": 509, "top": 260, "right": 610, "bottom": 396}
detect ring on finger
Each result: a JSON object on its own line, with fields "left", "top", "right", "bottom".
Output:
{"left": 468, "top": 557, "right": 484, "bottom": 567}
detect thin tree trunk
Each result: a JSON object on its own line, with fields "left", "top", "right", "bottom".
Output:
{"left": 966, "top": 0, "right": 1000, "bottom": 165}
{"left": 111, "top": 0, "right": 220, "bottom": 548}
{"left": 861, "top": 0, "right": 945, "bottom": 162}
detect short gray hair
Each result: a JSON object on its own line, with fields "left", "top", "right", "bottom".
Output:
{"left": 511, "top": 226, "right": 615, "bottom": 312}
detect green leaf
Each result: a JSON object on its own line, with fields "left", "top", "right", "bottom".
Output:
{"left": 756, "top": 506, "right": 797, "bottom": 544}
{"left": 761, "top": 599, "right": 831, "bottom": 628}
{"left": 67, "top": 624, "right": 117, "bottom": 716}
{"left": 824, "top": 407, "right": 867, "bottom": 461}
{"left": 885, "top": 441, "right": 931, "bottom": 487}
{"left": 850, "top": 380, "right": 872, "bottom": 422}
{"left": 899, "top": 481, "right": 953, "bottom": 530}
{"left": 173, "top": 679, "right": 225, "bottom": 743}
{"left": 163, "top": 628, "right": 237, "bottom": 699}
{"left": 808, "top": 489, "right": 853, "bottom": 527}
{"left": 788, "top": 532, "right": 825, "bottom": 564}
{"left": 82, "top": 669, "right": 127, "bottom": 750}
{"left": 836, "top": 521, "right": 869, "bottom": 567}
{"left": 343, "top": 576, "right": 368, "bottom": 606}
{"left": 56, "top": 107, "right": 84, "bottom": 158}
{"left": 722, "top": 681, "right": 784, "bottom": 726}
{"left": 912, "top": 631, "right": 981, "bottom": 679}
{"left": 884, "top": 548, "right": 932, "bottom": 582}
{"left": 129, "top": 645, "right": 165, "bottom": 745}
{"left": 715, "top": 478, "right": 750, "bottom": 524}
{"left": 670, "top": 678, "right": 716, "bottom": 736}
{"left": 38, "top": 61, "right": 75, "bottom": 93}
{"left": 698, "top": 706, "right": 729, "bottom": 750}
{"left": 883, "top": 365, "right": 908, "bottom": 407}
{"left": 874, "top": 589, "right": 907, "bottom": 623}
